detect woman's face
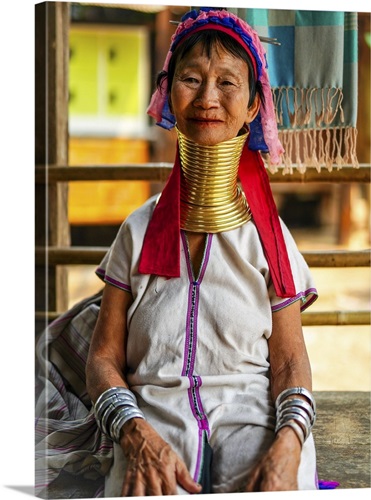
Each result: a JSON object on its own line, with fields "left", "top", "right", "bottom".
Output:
{"left": 170, "top": 41, "right": 260, "bottom": 146}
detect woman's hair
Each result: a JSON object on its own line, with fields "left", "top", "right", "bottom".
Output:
{"left": 156, "top": 30, "right": 265, "bottom": 110}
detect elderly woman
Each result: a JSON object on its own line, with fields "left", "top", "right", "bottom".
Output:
{"left": 86, "top": 8, "right": 318, "bottom": 496}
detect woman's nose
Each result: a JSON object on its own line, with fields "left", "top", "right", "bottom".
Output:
{"left": 194, "top": 82, "right": 219, "bottom": 108}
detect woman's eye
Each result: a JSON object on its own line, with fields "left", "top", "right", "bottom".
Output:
{"left": 184, "top": 77, "right": 199, "bottom": 84}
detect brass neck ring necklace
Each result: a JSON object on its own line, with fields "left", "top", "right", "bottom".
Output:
{"left": 176, "top": 126, "right": 252, "bottom": 233}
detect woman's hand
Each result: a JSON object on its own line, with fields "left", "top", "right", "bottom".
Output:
{"left": 244, "top": 427, "right": 302, "bottom": 492}
{"left": 120, "top": 418, "right": 202, "bottom": 496}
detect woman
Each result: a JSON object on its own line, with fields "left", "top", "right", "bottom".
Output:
{"left": 86, "top": 8, "right": 318, "bottom": 496}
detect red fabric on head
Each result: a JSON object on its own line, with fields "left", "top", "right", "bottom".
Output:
{"left": 138, "top": 142, "right": 296, "bottom": 298}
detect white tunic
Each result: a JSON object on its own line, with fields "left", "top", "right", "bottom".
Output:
{"left": 96, "top": 195, "right": 318, "bottom": 495}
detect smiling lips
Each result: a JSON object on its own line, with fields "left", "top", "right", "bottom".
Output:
{"left": 191, "top": 117, "right": 223, "bottom": 124}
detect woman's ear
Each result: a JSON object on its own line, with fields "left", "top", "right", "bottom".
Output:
{"left": 246, "top": 93, "right": 260, "bottom": 124}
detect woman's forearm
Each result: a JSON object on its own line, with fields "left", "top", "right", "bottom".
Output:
{"left": 85, "top": 283, "right": 133, "bottom": 403}
{"left": 86, "top": 351, "right": 130, "bottom": 403}
{"left": 269, "top": 352, "right": 312, "bottom": 403}
{"left": 268, "top": 300, "right": 312, "bottom": 403}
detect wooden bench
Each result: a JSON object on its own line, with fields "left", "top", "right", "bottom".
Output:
{"left": 43, "top": 391, "right": 370, "bottom": 498}
{"left": 314, "top": 391, "right": 370, "bottom": 489}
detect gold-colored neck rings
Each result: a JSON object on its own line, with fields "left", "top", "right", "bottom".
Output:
{"left": 176, "top": 127, "right": 252, "bottom": 233}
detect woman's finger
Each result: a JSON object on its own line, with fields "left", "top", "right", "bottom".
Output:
{"left": 122, "top": 461, "right": 177, "bottom": 496}
{"left": 146, "top": 466, "right": 168, "bottom": 496}
{"left": 245, "top": 466, "right": 262, "bottom": 492}
{"left": 131, "top": 469, "right": 146, "bottom": 497}
{"left": 175, "top": 458, "right": 202, "bottom": 493}
{"left": 121, "top": 470, "right": 132, "bottom": 496}
{"left": 121, "top": 468, "right": 146, "bottom": 497}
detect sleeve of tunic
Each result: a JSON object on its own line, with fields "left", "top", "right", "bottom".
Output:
{"left": 269, "top": 219, "right": 318, "bottom": 313}
{"left": 95, "top": 222, "right": 133, "bottom": 293}
{"left": 95, "top": 196, "right": 157, "bottom": 294}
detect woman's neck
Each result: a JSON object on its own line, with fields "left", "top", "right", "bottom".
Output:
{"left": 176, "top": 127, "right": 252, "bottom": 233}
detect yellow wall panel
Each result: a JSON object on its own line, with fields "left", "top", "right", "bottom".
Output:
{"left": 68, "top": 137, "right": 151, "bottom": 225}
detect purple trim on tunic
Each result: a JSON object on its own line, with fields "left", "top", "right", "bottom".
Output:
{"left": 198, "top": 235, "right": 213, "bottom": 283}
{"left": 181, "top": 232, "right": 212, "bottom": 377}
{"left": 95, "top": 266, "right": 106, "bottom": 279}
{"left": 181, "top": 232, "right": 213, "bottom": 481}
{"left": 103, "top": 274, "right": 131, "bottom": 293}
{"left": 190, "top": 287, "right": 200, "bottom": 373}
{"left": 95, "top": 266, "right": 132, "bottom": 293}
{"left": 271, "top": 287, "right": 318, "bottom": 313}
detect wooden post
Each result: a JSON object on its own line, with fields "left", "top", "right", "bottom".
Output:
{"left": 150, "top": 8, "right": 177, "bottom": 165}
{"left": 357, "top": 13, "right": 371, "bottom": 246}
{"left": 357, "top": 13, "right": 371, "bottom": 165}
{"left": 35, "top": 2, "right": 70, "bottom": 333}
{"left": 337, "top": 14, "right": 371, "bottom": 246}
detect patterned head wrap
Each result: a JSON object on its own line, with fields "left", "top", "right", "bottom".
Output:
{"left": 147, "top": 7, "right": 284, "bottom": 164}
{"left": 139, "top": 8, "right": 295, "bottom": 298}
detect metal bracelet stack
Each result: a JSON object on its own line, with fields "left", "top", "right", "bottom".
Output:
{"left": 275, "top": 387, "right": 316, "bottom": 446}
{"left": 93, "top": 386, "right": 145, "bottom": 443}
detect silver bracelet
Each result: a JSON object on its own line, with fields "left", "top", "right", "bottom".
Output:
{"left": 93, "top": 386, "right": 145, "bottom": 443}
{"left": 276, "top": 419, "right": 305, "bottom": 446}
{"left": 95, "top": 386, "right": 135, "bottom": 406}
{"left": 279, "top": 405, "right": 312, "bottom": 421}
{"left": 276, "top": 410, "right": 311, "bottom": 440}
{"left": 94, "top": 388, "right": 137, "bottom": 415}
{"left": 275, "top": 387, "right": 316, "bottom": 412}
{"left": 275, "top": 387, "right": 316, "bottom": 444}
{"left": 95, "top": 394, "right": 125, "bottom": 422}
{"left": 278, "top": 398, "right": 316, "bottom": 425}
{"left": 111, "top": 408, "right": 145, "bottom": 442}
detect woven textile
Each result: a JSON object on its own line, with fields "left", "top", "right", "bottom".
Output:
{"left": 241, "top": 9, "right": 358, "bottom": 172}
{"left": 35, "top": 292, "right": 110, "bottom": 498}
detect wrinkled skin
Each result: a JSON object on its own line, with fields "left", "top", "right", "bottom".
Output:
{"left": 120, "top": 419, "right": 202, "bottom": 496}
{"left": 169, "top": 42, "right": 260, "bottom": 146}
{"left": 244, "top": 427, "right": 302, "bottom": 492}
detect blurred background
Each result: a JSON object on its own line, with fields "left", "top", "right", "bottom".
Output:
{"left": 64, "top": 3, "right": 370, "bottom": 392}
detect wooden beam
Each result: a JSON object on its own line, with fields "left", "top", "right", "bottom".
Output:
{"left": 301, "top": 310, "right": 371, "bottom": 326}
{"left": 35, "top": 2, "right": 70, "bottom": 328}
{"left": 34, "top": 246, "right": 371, "bottom": 268}
{"left": 35, "top": 164, "right": 371, "bottom": 184}
{"left": 302, "top": 249, "right": 371, "bottom": 268}
{"left": 35, "top": 309, "right": 371, "bottom": 326}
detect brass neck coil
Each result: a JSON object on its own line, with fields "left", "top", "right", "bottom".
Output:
{"left": 176, "top": 127, "right": 252, "bottom": 233}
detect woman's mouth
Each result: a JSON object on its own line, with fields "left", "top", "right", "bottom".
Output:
{"left": 191, "top": 118, "right": 223, "bottom": 125}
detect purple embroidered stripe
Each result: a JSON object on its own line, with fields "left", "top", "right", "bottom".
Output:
{"left": 104, "top": 274, "right": 132, "bottom": 293}
{"left": 96, "top": 267, "right": 132, "bottom": 293}
{"left": 95, "top": 266, "right": 105, "bottom": 278}
{"left": 198, "top": 235, "right": 213, "bottom": 283}
{"left": 180, "top": 233, "right": 213, "bottom": 482}
{"left": 271, "top": 287, "right": 318, "bottom": 313}
{"left": 181, "top": 233, "right": 213, "bottom": 376}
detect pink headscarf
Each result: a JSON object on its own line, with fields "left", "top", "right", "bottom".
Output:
{"left": 139, "top": 8, "right": 296, "bottom": 298}
{"left": 147, "top": 8, "right": 284, "bottom": 164}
